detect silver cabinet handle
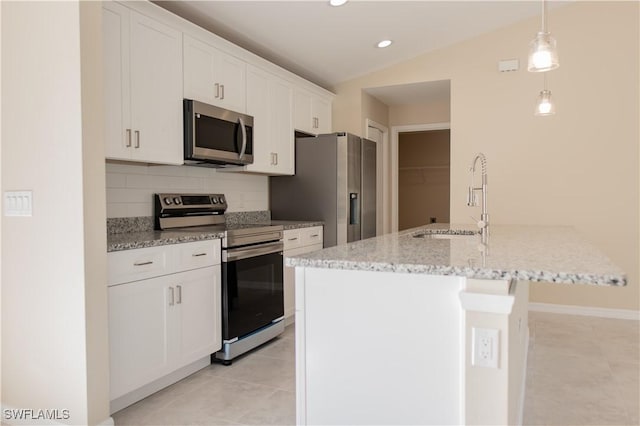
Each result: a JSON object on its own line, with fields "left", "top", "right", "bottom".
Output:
{"left": 311, "top": 234, "right": 319, "bottom": 237}
{"left": 238, "top": 117, "right": 247, "bottom": 160}
{"left": 192, "top": 253, "right": 207, "bottom": 257}
{"left": 126, "top": 129, "right": 132, "bottom": 147}
{"left": 134, "top": 130, "right": 140, "bottom": 148}
{"left": 133, "top": 261, "right": 153, "bottom": 266}
{"left": 288, "top": 237, "right": 298, "bottom": 241}
{"left": 215, "top": 83, "right": 220, "bottom": 99}
{"left": 176, "top": 285, "right": 182, "bottom": 304}
{"left": 221, "top": 84, "right": 225, "bottom": 100}
{"left": 168, "top": 287, "right": 175, "bottom": 306}
{"left": 274, "top": 152, "right": 278, "bottom": 165}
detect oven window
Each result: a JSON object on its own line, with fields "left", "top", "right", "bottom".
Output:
{"left": 222, "top": 251, "right": 283, "bottom": 340}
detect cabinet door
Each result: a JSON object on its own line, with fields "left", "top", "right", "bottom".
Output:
{"left": 184, "top": 35, "right": 246, "bottom": 113}
{"left": 312, "top": 96, "right": 332, "bottom": 134}
{"left": 283, "top": 240, "right": 323, "bottom": 320}
{"left": 245, "top": 66, "right": 272, "bottom": 172}
{"left": 183, "top": 35, "right": 217, "bottom": 105}
{"left": 294, "top": 89, "right": 314, "bottom": 134}
{"left": 215, "top": 50, "right": 246, "bottom": 113}
{"left": 174, "top": 266, "right": 221, "bottom": 366}
{"left": 102, "top": 2, "right": 132, "bottom": 161}
{"left": 129, "top": 10, "right": 183, "bottom": 165}
{"left": 108, "top": 276, "right": 172, "bottom": 400}
{"left": 270, "top": 78, "right": 294, "bottom": 175}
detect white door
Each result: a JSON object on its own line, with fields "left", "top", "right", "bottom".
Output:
{"left": 102, "top": 2, "right": 131, "bottom": 161}
{"left": 108, "top": 276, "right": 171, "bottom": 400}
{"left": 174, "top": 266, "right": 221, "bottom": 366}
{"left": 270, "top": 77, "right": 294, "bottom": 174}
{"left": 245, "top": 66, "right": 271, "bottom": 172}
{"left": 129, "top": 10, "right": 183, "bottom": 164}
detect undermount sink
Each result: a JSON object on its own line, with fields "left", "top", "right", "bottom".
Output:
{"left": 412, "top": 230, "right": 478, "bottom": 240}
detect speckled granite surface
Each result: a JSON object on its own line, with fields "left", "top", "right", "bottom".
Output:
{"left": 272, "top": 220, "right": 324, "bottom": 230}
{"left": 106, "top": 212, "right": 323, "bottom": 252}
{"left": 107, "top": 229, "right": 225, "bottom": 252}
{"left": 286, "top": 224, "right": 626, "bottom": 286}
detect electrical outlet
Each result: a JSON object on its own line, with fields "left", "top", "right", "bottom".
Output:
{"left": 472, "top": 328, "right": 499, "bottom": 368}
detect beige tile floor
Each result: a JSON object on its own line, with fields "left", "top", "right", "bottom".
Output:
{"left": 113, "top": 312, "right": 639, "bottom": 425}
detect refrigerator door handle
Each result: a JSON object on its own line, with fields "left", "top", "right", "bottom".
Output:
{"left": 349, "top": 192, "right": 360, "bottom": 225}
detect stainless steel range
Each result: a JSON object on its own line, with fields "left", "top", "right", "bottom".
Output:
{"left": 155, "top": 193, "right": 285, "bottom": 365}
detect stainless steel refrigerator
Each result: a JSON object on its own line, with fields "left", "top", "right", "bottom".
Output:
{"left": 270, "top": 132, "right": 376, "bottom": 247}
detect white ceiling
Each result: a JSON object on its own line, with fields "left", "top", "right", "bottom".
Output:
{"left": 155, "top": 1, "right": 564, "bottom": 103}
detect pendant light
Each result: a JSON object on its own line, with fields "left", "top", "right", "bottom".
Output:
{"left": 528, "top": 0, "right": 559, "bottom": 72}
{"left": 535, "top": 74, "right": 556, "bottom": 116}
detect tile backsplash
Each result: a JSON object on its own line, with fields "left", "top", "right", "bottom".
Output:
{"left": 106, "top": 162, "right": 269, "bottom": 218}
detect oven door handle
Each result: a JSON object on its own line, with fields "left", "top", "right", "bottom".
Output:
{"left": 223, "top": 241, "right": 283, "bottom": 262}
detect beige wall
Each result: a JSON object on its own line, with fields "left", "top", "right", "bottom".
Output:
{"left": 361, "top": 91, "right": 389, "bottom": 133}
{"left": 333, "top": 1, "right": 639, "bottom": 311}
{"left": 390, "top": 100, "right": 451, "bottom": 127}
{"left": 399, "top": 130, "right": 450, "bottom": 229}
{"left": 1, "top": 1, "right": 110, "bottom": 424}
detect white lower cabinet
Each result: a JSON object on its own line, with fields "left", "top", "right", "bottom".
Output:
{"left": 108, "top": 240, "right": 221, "bottom": 410}
{"left": 283, "top": 226, "right": 323, "bottom": 320}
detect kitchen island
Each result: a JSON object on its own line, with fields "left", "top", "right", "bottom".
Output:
{"left": 287, "top": 224, "right": 626, "bottom": 425}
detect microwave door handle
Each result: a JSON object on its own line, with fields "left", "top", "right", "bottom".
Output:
{"left": 238, "top": 117, "right": 247, "bottom": 160}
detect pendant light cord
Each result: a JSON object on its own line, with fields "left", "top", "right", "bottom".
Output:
{"left": 542, "top": 0, "right": 547, "bottom": 33}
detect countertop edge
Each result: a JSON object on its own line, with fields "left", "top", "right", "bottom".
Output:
{"left": 284, "top": 258, "right": 627, "bottom": 287}
{"left": 107, "top": 221, "right": 323, "bottom": 252}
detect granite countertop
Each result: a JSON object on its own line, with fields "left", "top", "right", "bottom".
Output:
{"left": 271, "top": 220, "right": 324, "bottom": 230}
{"left": 107, "top": 229, "right": 226, "bottom": 252}
{"left": 107, "top": 218, "right": 324, "bottom": 252}
{"left": 286, "top": 224, "right": 626, "bottom": 286}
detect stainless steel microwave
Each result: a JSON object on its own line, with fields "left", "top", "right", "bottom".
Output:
{"left": 183, "top": 99, "right": 254, "bottom": 167}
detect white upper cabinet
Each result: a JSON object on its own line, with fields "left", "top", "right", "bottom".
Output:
{"left": 243, "top": 65, "right": 294, "bottom": 175}
{"left": 103, "top": 2, "right": 183, "bottom": 165}
{"left": 183, "top": 35, "right": 246, "bottom": 114}
{"left": 294, "top": 88, "right": 332, "bottom": 135}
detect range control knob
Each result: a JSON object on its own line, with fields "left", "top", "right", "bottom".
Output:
{"left": 163, "top": 197, "right": 173, "bottom": 205}
{"left": 218, "top": 196, "right": 225, "bottom": 204}
{"left": 173, "top": 197, "right": 182, "bottom": 205}
{"left": 211, "top": 197, "right": 218, "bottom": 204}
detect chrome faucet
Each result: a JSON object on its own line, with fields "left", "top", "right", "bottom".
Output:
{"left": 467, "top": 152, "right": 489, "bottom": 243}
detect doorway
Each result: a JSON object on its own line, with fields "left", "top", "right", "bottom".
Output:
{"left": 391, "top": 122, "right": 450, "bottom": 231}
{"left": 397, "top": 130, "right": 450, "bottom": 230}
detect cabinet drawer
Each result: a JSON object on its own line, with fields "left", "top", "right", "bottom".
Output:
{"left": 300, "top": 226, "right": 323, "bottom": 247}
{"left": 108, "top": 246, "right": 171, "bottom": 286}
{"left": 283, "top": 230, "right": 302, "bottom": 250}
{"left": 175, "top": 240, "right": 220, "bottom": 272}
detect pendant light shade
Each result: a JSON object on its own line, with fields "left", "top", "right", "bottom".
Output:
{"left": 528, "top": 32, "right": 559, "bottom": 72}
{"left": 528, "top": 0, "right": 559, "bottom": 73}
{"left": 535, "top": 89, "right": 555, "bottom": 116}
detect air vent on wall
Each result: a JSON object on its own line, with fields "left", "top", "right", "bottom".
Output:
{"left": 498, "top": 59, "right": 519, "bottom": 72}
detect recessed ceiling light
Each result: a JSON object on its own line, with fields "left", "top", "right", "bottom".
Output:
{"left": 329, "top": 0, "right": 348, "bottom": 6}
{"left": 377, "top": 40, "right": 393, "bottom": 48}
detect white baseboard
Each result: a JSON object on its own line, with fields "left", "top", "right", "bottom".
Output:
{"left": 529, "top": 302, "right": 640, "bottom": 321}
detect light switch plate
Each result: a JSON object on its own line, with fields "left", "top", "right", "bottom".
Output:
{"left": 4, "top": 191, "right": 33, "bottom": 216}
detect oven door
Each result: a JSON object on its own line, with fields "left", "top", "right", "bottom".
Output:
{"left": 222, "top": 241, "right": 284, "bottom": 341}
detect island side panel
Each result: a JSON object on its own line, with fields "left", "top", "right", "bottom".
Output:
{"left": 460, "top": 279, "right": 530, "bottom": 425}
{"left": 296, "top": 267, "right": 465, "bottom": 425}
